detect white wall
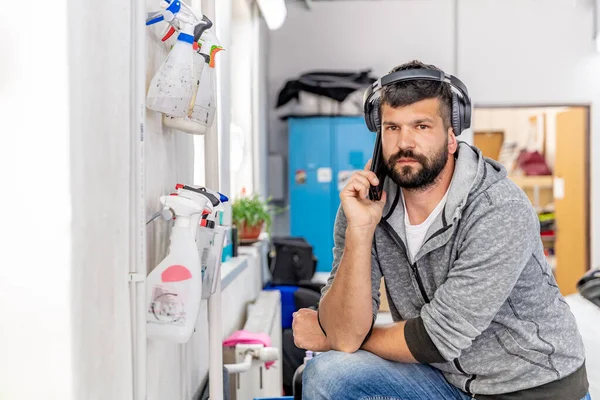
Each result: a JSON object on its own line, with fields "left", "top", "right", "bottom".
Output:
{"left": 0, "top": 1, "right": 73, "bottom": 398}
{"left": 65, "top": 0, "right": 235, "bottom": 398}
{"left": 68, "top": 0, "right": 136, "bottom": 397}
{"left": 458, "top": 0, "right": 599, "bottom": 267}
{"left": 268, "top": 0, "right": 456, "bottom": 234}
{"left": 230, "top": 0, "right": 256, "bottom": 197}
{"left": 254, "top": 4, "right": 270, "bottom": 199}
{"left": 145, "top": 0, "right": 203, "bottom": 394}
{"left": 268, "top": 0, "right": 600, "bottom": 268}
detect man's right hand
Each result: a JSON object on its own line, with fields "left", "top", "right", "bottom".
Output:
{"left": 340, "top": 160, "right": 387, "bottom": 231}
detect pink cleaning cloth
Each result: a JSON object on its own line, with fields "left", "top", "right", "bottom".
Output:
{"left": 223, "top": 330, "right": 275, "bottom": 369}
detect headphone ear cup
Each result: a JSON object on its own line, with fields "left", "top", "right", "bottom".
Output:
{"left": 371, "top": 98, "right": 381, "bottom": 132}
{"left": 451, "top": 92, "right": 461, "bottom": 136}
{"left": 462, "top": 96, "right": 472, "bottom": 130}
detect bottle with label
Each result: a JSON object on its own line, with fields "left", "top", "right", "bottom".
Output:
{"left": 146, "top": 193, "right": 210, "bottom": 343}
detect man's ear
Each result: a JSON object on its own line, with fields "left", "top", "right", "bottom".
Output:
{"left": 448, "top": 127, "right": 458, "bottom": 154}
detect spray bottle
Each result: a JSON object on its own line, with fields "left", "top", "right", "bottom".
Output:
{"left": 175, "top": 184, "right": 229, "bottom": 298}
{"left": 146, "top": 191, "right": 212, "bottom": 343}
{"left": 146, "top": 0, "right": 208, "bottom": 118}
{"left": 191, "top": 29, "right": 223, "bottom": 128}
{"left": 200, "top": 189, "right": 229, "bottom": 298}
{"left": 163, "top": 26, "right": 224, "bottom": 134}
{"left": 175, "top": 184, "right": 219, "bottom": 289}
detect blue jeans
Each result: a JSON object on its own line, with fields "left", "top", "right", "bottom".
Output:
{"left": 302, "top": 350, "right": 592, "bottom": 400}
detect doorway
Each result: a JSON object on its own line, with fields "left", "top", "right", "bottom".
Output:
{"left": 472, "top": 106, "right": 590, "bottom": 295}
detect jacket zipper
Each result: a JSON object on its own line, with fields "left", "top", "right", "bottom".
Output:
{"left": 454, "top": 359, "right": 477, "bottom": 397}
{"left": 380, "top": 221, "right": 432, "bottom": 303}
{"left": 410, "top": 224, "right": 453, "bottom": 304}
{"left": 421, "top": 224, "right": 453, "bottom": 248}
{"left": 411, "top": 263, "right": 430, "bottom": 303}
{"left": 380, "top": 220, "right": 454, "bottom": 305}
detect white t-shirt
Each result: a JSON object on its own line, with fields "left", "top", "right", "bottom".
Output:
{"left": 402, "top": 189, "right": 450, "bottom": 263}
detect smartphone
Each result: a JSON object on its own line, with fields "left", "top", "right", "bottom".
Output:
{"left": 368, "top": 130, "right": 386, "bottom": 201}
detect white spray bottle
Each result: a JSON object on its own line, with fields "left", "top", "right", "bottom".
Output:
{"left": 145, "top": 0, "right": 208, "bottom": 118}
{"left": 175, "top": 184, "right": 229, "bottom": 298}
{"left": 190, "top": 29, "right": 223, "bottom": 128}
{"left": 199, "top": 189, "right": 229, "bottom": 298}
{"left": 162, "top": 23, "right": 223, "bottom": 134}
{"left": 175, "top": 184, "right": 220, "bottom": 288}
{"left": 146, "top": 192, "right": 211, "bottom": 343}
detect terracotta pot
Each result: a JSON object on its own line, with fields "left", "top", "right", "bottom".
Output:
{"left": 239, "top": 221, "right": 264, "bottom": 240}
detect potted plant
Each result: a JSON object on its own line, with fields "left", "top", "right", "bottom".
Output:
{"left": 232, "top": 194, "right": 273, "bottom": 241}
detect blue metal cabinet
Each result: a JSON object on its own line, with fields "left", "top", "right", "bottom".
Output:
{"left": 288, "top": 117, "right": 375, "bottom": 273}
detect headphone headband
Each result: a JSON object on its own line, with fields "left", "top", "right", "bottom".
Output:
{"left": 363, "top": 68, "right": 472, "bottom": 135}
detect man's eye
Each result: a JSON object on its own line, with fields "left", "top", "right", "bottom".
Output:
{"left": 417, "top": 125, "right": 429, "bottom": 130}
{"left": 386, "top": 125, "right": 399, "bottom": 131}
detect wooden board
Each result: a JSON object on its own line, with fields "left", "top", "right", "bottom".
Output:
{"left": 474, "top": 131, "right": 504, "bottom": 161}
{"left": 554, "top": 107, "right": 589, "bottom": 295}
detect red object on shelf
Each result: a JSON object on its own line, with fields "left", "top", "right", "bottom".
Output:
{"left": 517, "top": 150, "right": 552, "bottom": 176}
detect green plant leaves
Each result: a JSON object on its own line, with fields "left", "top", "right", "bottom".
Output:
{"left": 232, "top": 194, "right": 273, "bottom": 232}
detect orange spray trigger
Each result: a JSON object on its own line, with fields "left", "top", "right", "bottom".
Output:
{"left": 209, "top": 46, "right": 224, "bottom": 68}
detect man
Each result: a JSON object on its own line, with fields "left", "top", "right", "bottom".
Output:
{"left": 292, "top": 60, "right": 590, "bottom": 399}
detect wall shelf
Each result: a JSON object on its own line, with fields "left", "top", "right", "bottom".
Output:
{"left": 509, "top": 175, "right": 554, "bottom": 189}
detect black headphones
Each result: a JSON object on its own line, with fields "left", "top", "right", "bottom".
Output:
{"left": 363, "top": 69, "right": 472, "bottom": 136}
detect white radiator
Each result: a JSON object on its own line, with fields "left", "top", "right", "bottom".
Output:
{"left": 228, "top": 290, "right": 283, "bottom": 400}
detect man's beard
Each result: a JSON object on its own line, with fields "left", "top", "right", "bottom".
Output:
{"left": 385, "top": 141, "right": 448, "bottom": 190}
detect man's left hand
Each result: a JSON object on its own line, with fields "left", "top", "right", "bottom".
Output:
{"left": 292, "top": 308, "right": 331, "bottom": 352}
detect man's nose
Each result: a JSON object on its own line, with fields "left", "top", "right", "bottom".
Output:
{"left": 395, "top": 127, "right": 416, "bottom": 150}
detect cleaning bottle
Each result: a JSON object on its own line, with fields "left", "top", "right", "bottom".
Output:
{"left": 146, "top": 191, "right": 211, "bottom": 343}
{"left": 293, "top": 350, "right": 314, "bottom": 399}
{"left": 175, "top": 184, "right": 220, "bottom": 293}
{"left": 201, "top": 191, "right": 229, "bottom": 298}
{"left": 175, "top": 184, "right": 229, "bottom": 298}
{"left": 146, "top": 0, "right": 207, "bottom": 118}
{"left": 190, "top": 29, "right": 223, "bottom": 128}
{"left": 163, "top": 25, "right": 224, "bottom": 134}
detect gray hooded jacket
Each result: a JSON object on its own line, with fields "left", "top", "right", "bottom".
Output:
{"left": 322, "top": 142, "right": 588, "bottom": 399}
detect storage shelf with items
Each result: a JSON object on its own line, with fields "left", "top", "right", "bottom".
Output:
{"left": 475, "top": 106, "right": 589, "bottom": 295}
{"left": 509, "top": 175, "right": 553, "bottom": 211}
{"left": 509, "top": 175, "right": 556, "bottom": 272}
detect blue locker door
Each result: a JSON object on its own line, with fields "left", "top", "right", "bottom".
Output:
{"left": 289, "top": 118, "right": 335, "bottom": 273}
{"left": 332, "top": 117, "right": 377, "bottom": 225}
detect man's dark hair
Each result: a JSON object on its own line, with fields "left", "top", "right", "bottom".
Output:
{"left": 380, "top": 60, "right": 453, "bottom": 130}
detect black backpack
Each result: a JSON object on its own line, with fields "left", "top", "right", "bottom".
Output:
{"left": 269, "top": 237, "right": 317, "bottom": 286}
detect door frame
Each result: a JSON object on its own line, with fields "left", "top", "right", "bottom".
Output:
{"left": 473, "top": 103, "right": 592, "bottom": 275}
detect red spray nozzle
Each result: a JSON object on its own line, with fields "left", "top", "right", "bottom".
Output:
{"left": 162, "top": 26, "right": 177, "bottom": 42}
